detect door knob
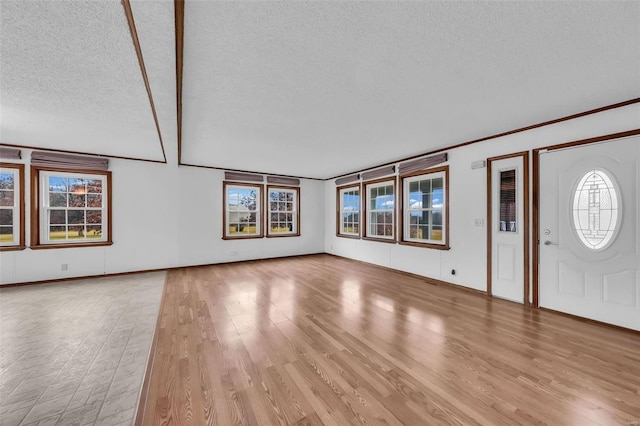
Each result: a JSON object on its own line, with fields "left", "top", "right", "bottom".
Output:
{"left": 544, "top": 240, "right": 557, "bottom": 246}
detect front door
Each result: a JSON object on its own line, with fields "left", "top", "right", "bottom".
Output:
{"left": 539, "top": 136, "right": 640, "bottom": 330}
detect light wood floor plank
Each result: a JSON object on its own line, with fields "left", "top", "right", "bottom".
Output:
{"left": 140, "top": 254, "right": 640, "bottom": 425}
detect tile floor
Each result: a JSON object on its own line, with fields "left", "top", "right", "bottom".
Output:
{"left": 0, "top": 272, "right": 166, "bottom": 426}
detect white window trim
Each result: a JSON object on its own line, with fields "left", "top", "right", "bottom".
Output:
{"left": 365, "top": 180, "right": 395, "bottom": 240}
{"left": 40, "top": 170, "right": 108, "bottom": 245}
{"left": 338, "top": 186, "right": 360, "bottom": 237}
{"left": 0, "top": 166, "right": 21, "bottom": 247}
{"left": 224, "top": 183, "right": 262, "bottom": 238}
{"left": 402, "top": 171, "right": 447, "bottom": 245}
{"left": 267, "top": 186, "right": 299, "bottom": 237}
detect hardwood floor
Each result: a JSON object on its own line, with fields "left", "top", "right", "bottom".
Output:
{"left": 139, "top": 254, "right": 640, "bottom": 425}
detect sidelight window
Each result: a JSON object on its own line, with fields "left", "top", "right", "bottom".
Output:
{"left": 499, "top": 169, "right": 517, "bottom": 232}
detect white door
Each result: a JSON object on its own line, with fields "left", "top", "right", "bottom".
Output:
{"left": 491, "top": 156, "right": 525, "bottom": 303}
{"left": 539, "top": 136, "right": 640, "bottom": 331}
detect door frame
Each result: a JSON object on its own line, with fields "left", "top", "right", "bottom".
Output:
{"left": 486, "top": 151, "right": 529, "bottom": 305}
{"left": 531, "top": 129, "right": 640, "bottom": 308}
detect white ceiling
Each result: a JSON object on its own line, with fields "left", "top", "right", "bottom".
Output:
{"left": 2, "top": 1, "right": 639, "bottom": 178}
{"left": 0, "top": 0, "right": 166, "bottom": 162}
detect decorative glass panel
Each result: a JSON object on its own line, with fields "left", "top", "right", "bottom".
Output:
{"left": 499, "top": 170, "right": 516, "bottom": 232}
{"left": 572, "top": 169, "right": 619, "bottom": 250}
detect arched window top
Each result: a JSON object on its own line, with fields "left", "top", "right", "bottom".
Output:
{"left": 572, "top": 169, "right": 619, "bottom": 250}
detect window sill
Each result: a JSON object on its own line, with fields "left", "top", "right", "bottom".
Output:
{"left": 0, "top": 245, "right": 27, "bottom": 252}
{"left": 222, "top": 235, "right": 263, "bottom": 240}
{"left": 398, "top": 240, "right": 450, "bottom": 250}
{"left": 30, "top": 241, "right": 113, "bottom": 250}
{"left": 362, "top": 236, "right": 396, "bottom": 244}
{"left": 336, "top": 234, "right": 360, "bottom": 239}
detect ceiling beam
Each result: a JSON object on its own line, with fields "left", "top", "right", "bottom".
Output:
{"left": 175, "top": 0, "right": 185, "bottom": 165}
{"left": 0, "top": 143, "right": 167, "bottom": 164}
{"left": 121, "top": 0, "right": 167, "bottom": 164}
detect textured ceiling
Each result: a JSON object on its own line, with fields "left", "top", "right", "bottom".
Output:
{"left": 1, "top": 1, "right": 639, "bottom": 177}
{"left": 181, "top": 1, "right": 640, "bottom": 178}
{"left": 0, "top": 0, "right": 166, "bottom": 162}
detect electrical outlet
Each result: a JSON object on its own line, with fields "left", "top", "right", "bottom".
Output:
{"left": 474, "top": 219, "right": 484, "bottom": 227}
{"left": 229, "top": 250, "right": 238, "bottom": 256}
{"left": 61, "top": 264, "right": 68, "bottom": 271}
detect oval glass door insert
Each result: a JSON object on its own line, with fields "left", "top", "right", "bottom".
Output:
{"left": 572, "top": 169, "right": 619, "bottom": 250}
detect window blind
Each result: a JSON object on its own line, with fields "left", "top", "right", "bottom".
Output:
{"left": 224, "top": 171, "right": 264, "bottom": 182}
{"left": 335, "top": 174, "right": 360, "bottom": 186}
{"left": 361, "top": 166, "right": 395, "bottom": 181}
{"left": 267, "top": 176, "right": 300, "bottom": 186}
{"left": 31, "top": 151, "right": 109, "bottom": 170}
{"left": 0, "top": 147, "right": 21, "bottom": 160}
{"left": 398, "top": 153, "right": 447, "bottom": 175}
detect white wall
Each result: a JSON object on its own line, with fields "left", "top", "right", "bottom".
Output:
{"left": 0, "top": 150, "right": 326, "bottom": 284}
{"left": 324, "top": 103, "right": 640, "bottom": 293}
{"left": 2, "top": 102, "right": 638, "bottom": 286}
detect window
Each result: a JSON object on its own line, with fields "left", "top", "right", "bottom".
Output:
{"left": 572, "top": 169, "right": 619, "bottom": 250}
{"left": 499, "top": 170, "right": 517, "bottom": 232}
{"left": 0, "top": 163, "right": 25, "bottom": 250}
{"left": 337, "top": 184, "right": 360, "bottom": 237}
{"left": 400, "top": 166, "right": 449, "bottom": 249}
{"left": 223, "top": 182, "right": 263, "bottom": 239}
{"left": 363, "top": 178, "right": 396, "bottom": 242}
{"left": 267, "top": 186, "right": 300, "bottom": 237}
{"left": 32, "top": 168, "right": 112, "bottom": 248}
